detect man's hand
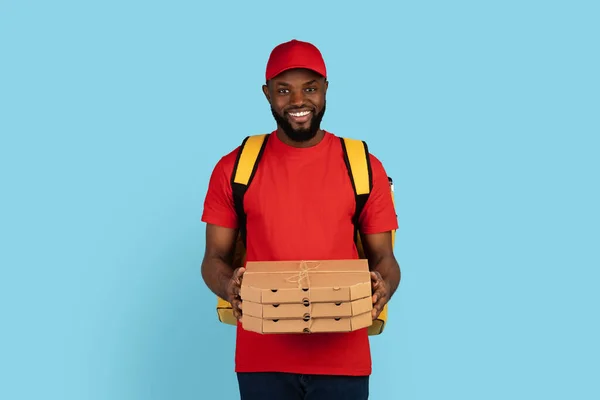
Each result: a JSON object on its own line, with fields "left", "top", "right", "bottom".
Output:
{"left": 370, "top": 270, "right": 390, "bottom": 320}
{"left": 228, "top": 267, "right": 246, "bottom": 320}
{"left": 201, "top": 224, "right": 247, "bottom": 318}
{"left": 360, "top": 231, "right": 401, "bottom": 320}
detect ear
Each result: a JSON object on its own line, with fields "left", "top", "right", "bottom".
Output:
{"left": 262, "top": 83, "right": 271, "bottom": 103}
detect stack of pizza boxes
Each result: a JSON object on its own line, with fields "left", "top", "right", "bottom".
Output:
{"left": 240, "top": 259, "right": 374, "bottom": 334}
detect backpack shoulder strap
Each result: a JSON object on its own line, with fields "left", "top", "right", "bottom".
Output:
{"left": 388, "top": 176, "right": 396, "bottom": 249}
{"left": 231, "top": 134, "right": 270, "bottom": 246}
{"left": 339, "top": 137, "right": 373, "bottom": 229}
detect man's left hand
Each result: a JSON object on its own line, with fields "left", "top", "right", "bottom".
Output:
{"left": 370, "top": 271, "right": 390, "bottom": 320}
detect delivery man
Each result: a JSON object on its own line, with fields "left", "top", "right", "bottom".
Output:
{"left": 200, "top": 39, "right": 401, "bottom": 400}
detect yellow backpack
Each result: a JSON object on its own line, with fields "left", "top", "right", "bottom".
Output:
{"left": 215, "top": 133, "right": 397, "bottom": 336}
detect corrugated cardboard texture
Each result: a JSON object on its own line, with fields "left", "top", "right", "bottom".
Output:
{"left": 240, "top": 259, "right": 373, "bottom": 334}
{"left": 242, "top": 312, "right": 373, "bottom": 334}
{"left": 243, "top": 296, "right": 373, "bottom": 320}
{"left": 244, "top": 259, "right": 369, "bottom": 273}
{"left": 240, "top": 260, "right": 372, "bottom": 304}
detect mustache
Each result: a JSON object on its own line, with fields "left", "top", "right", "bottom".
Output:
{"left": 284, "top": 106, "right": 314, "bottom": 112}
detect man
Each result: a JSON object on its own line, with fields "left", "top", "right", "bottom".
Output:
{"left": 200, "top": 39, "right": 401, "bottom": 400}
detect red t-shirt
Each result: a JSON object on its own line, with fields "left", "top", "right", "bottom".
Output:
{"left": 201, "top": 130, "right": 398, "bottom": 376}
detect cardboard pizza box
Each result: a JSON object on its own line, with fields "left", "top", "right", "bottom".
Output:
{"left": 239, "top": 259, "right": 374, "bottom": 334}
{"left": 240, "top": 259, "right": 372, "bottom": 304}
{"left": 242, "top": 312, "right": 373, "bottom": 334}
{"left": 242, "top": 296, "right": 373, "bottom": 320}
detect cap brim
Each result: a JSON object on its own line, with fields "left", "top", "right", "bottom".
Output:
{"left": 267, "top": 65, "right": 326, "bottom": 81}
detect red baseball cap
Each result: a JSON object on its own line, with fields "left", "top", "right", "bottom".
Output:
{"left": 265, "top": 39, "right": 327, "bottom": 81}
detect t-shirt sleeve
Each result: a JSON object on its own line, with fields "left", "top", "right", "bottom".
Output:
{"left": 358, "top": 154, "right": 399, "bottom": 234}
{"left": 201, "top": 154, "right": 239, "bottom": 229}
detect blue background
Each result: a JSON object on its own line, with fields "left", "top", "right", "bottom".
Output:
{"left": 1, "top": 0, "right": 598, "bottom": 399}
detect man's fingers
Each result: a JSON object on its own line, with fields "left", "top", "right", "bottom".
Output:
{"left": 371, "top": 283, "right": 388, "bottom": 319}
{"left": 232, "top": 298, "right": 243, "bottom": 319}
{"left": 372, "top": 285, "right": 386, "bottom": 301}
{"left": 229, "top": 268, "right": 246, "bottom": 296}
{"left": 372, "top": 307, "right": 379, "bottom": 319}
{"left": 235, "top": 267, "right": 246, "bottom": 279}
{"left": 371, "top": 271, "right": 386, "bottom": 317}
{"left": 372, "top": 302, "right": 383, "bottom": 319}
{"left": 370, "top": 271, "right": 389, "bottom": 320}
{"left": 370, "top": 271, "right": 382, "bottom": 284}
{"left": 372, "top": 304, "right": 384, "bottom": 319}
{"left": 230, "top": 267, "right": 246, "bottom": 288}
{"left": 233, "top": 298, "right": 242, "bottom": 309}
{"left": 371, "top": 271, "right": 384, "bottom": 298}
{"left": 228, "top": 268, "right": 247, "bottom": 321}
{"left": 374, "top": 293, "right": 387, "bottom": 307}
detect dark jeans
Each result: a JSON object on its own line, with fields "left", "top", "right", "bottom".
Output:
{"left": 237, "top": 372, "right": 369, "bottom": 400}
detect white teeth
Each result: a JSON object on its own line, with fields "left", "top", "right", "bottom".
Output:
{"left": 289, "top": 111, "right": 310, "bottom": 117}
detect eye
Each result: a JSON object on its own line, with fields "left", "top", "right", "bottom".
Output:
{"left": 277, "top": 88, "right": 289, "bottom": 94}
{"left": 304, "top": 87, "right": 316, "bottom": 93}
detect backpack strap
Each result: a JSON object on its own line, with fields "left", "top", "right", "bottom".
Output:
{"left": 231, "top": 134, "right": 270, "bottom": 246}
{"left": 340, "top": 137, "right": 373, "bottom": 233}
{"left": 388, "top": 176, "right": 396, "bottom": 248}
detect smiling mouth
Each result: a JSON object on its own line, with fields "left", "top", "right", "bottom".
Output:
{"left": 288, "top": 110, "right": 311, "bottom": 117}
{"left": 286, "top": 110, "right": 312, "bottom": 123}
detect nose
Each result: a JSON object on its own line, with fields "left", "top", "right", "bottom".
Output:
{"left": 289, "top": 89, "right": 305, "bottom": 106}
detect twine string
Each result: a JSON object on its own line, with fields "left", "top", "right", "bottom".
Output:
{"left": 285, "top": 261, "right": 320, "bottom": 288}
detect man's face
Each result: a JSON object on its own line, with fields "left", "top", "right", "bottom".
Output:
{"left": 263, "top": 68, "right": 328, "bottom": 143}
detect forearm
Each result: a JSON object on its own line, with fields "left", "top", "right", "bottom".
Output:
{"left": 201, "top": 256, "right": 235, "bottom": 301}
{"left": 370, "top": 254, "right": 401, "bottom": 299}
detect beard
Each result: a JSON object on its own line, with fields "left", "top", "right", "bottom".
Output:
{"left": 271, "top": 102, "right": 326, "bottom": 143}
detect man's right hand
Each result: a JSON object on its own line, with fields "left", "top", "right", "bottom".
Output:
{"left": 227, "top": 267, "right": 246, "bottom": 320}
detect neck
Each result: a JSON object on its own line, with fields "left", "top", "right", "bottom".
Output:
{"left": 276, "top": 127, "right": 325, "bottom": 148}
